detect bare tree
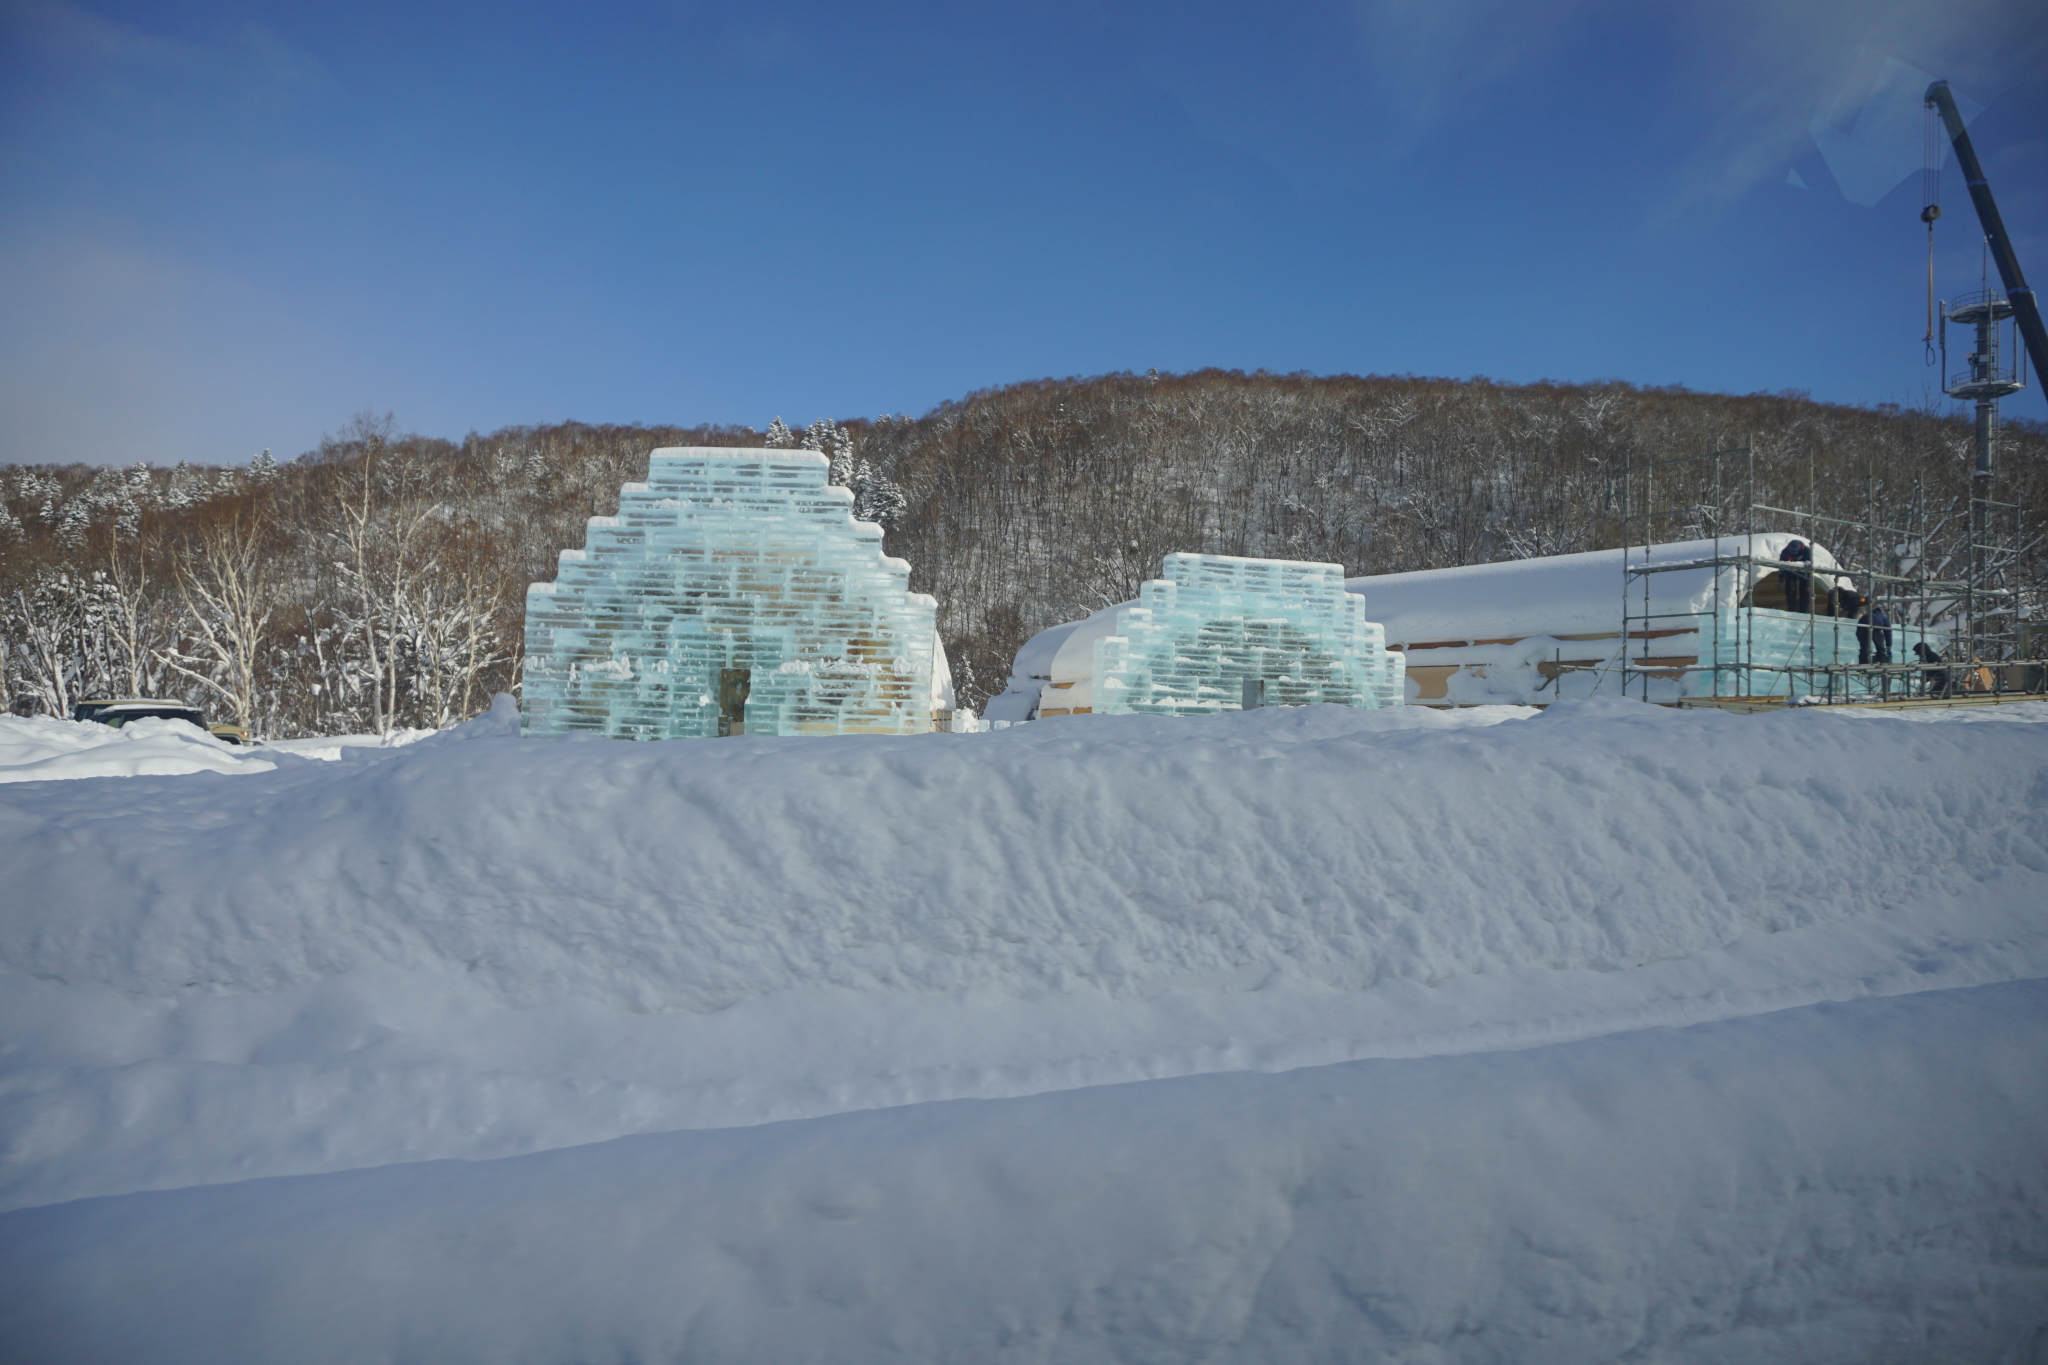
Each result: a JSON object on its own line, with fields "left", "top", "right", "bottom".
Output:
{"left": 161, "top": 500, "right": 277, "bottom": 727}
{"left": 2, "top": 570, "right": 125, "bottom": 715}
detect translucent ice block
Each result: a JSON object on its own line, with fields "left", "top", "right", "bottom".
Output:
{"left": 522, "top": 449, "right": 938, "bottom": 739}
{"left": 1094, "top": 553, "right": 1405, "bottom": 715}
{"left": 1696, "top": 608, "right": 1943, "bottom": 699}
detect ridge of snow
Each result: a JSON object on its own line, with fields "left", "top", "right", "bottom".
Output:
{"left": 4, "top": 978, "right": 2044, "bottom": 1364}
{"left": 0, "top": 715, "right": 275, "bottom": 782}
{"left": 1, "top": 698, "right": 2045, "bottom": 1210}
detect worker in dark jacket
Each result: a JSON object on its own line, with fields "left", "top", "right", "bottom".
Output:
{"left": 1858, "top": 599, "right": 1893, "bottom": 665}
{"left": 1778, "top": 539, "right": 1814, "bottom": 613}
{"left": 1914, "top": 641, "right": 1948, "bottom": 695}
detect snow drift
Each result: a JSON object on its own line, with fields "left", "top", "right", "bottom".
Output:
{"left": 1, "top": 698, "right": 2045, "bottom": 1361}
{"left": 0, "top": 713, "right": 275, "bottom": 783}
{"left": 5, "top": 978, "right": 2045, "bottom": 1365}
{"left": 8, "top": 699, "right": 2044, "bottom": 1015}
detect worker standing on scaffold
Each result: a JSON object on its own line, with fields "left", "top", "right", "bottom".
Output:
{"left": 1779, "top": 539, "right": 1814, "bottom": 614}
{"left": 1858, "top": 597, "right": 1893, "bottom": 665}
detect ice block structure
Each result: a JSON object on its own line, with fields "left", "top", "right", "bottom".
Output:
{"left": 521, "top": 448, "right": 939, "bottom": 739}
{"left": 1093, "top": 553, "right": 1404, "bottom": 715}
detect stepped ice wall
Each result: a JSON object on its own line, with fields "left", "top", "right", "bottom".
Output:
{"left": 522, "top": 449, "right": 941, "bottom": 739}
{"left": 992, "top": 552, "right": 1404, "bottom": 721}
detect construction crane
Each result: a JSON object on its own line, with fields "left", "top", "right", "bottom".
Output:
{"left": 1924, "top": 79, "right": 2044, "bottom": 678}
{"left": 1925, "top": 81, "right": 2047, "bottom": 387}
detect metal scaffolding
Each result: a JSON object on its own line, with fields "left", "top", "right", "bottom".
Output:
{"left": 1613, "top": 436, "right": 2045, "bottom": 706}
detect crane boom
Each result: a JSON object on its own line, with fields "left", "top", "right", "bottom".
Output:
{"left": 1926, "top": 81, "right": 2048, "bottom": 385}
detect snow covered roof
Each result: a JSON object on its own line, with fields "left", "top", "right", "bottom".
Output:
{"left": 1346, "top": 534, "right": 1844, "bottom": 647}
{"left": 984, "top": 602, "right": 1127, "bottom": 718}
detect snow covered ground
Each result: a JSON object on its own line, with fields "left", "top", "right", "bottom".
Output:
{"left": 0, "top": 712, "right": 435, "bottom": 783}
{"left": 1, "top": 697, "right": 2045, "bottom": 1361}
{"left": 0, "top": 712, "right": 276, "bottom": 782}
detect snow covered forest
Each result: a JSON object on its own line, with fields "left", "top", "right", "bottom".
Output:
{"left": 3, "top": 370, "right": 2043, "bottom": 733}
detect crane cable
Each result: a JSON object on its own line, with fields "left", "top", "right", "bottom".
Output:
{"left": 1922, "top": 100, "right": 1943, "bottom": 365}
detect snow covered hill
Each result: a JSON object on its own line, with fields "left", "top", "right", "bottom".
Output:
{"left": 1, "top": 699, "right": 2045, "bottom": 1361}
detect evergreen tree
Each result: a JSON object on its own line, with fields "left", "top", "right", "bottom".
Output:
{"left": 163, "top": 462, "right": 202, "bottom": 509}
{"left": 851, "top": 461, "right": 908, "bottom": 528}
{"left": 802, "top": 419, "right": 856, "bottom": 485}
{"left": 56, "top": 501, "right": 90, "bottom": 550}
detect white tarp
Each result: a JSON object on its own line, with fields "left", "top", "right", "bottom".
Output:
{"left": 1345, "top": 534, "right": 1841, "bottom": 647}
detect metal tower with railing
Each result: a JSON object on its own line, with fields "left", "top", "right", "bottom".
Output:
{"left": 1941, "top": 287, "right": 2028, "bottom": 668}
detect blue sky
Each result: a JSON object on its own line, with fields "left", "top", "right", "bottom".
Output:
{"left": 3, "top": 0, "right": 2043, "bottom": 466}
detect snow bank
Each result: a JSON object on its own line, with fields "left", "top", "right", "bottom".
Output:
{"left": 4, "top": 979, "right": 2043, "bottom": 1364}
{"left": 0, "top": 714, "right": 444, "bottom": 782}
{"left": 2, "top": 696, "right": 2045, "bottom": 1360}
{"left": 2, "top": 698, "right": 2046, "bottom": 1214}
{"left": 0, "top": 714, "right": 275, "bottom": 782}
{"left": 258, "top": 727, "right": 437, "bottom": 760}
{"left": 7, "top": 699, "right": 2043, "bottom": 1014}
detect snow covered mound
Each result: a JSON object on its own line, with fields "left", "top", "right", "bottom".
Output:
{"left": 7, "top": 698, "right": 2045, "bottom": 1010}
{"left": 1, "top": 697, "right": 2045, "bottom": 1359}
{"left": 2, "top": 696, "right": 2046, "bottom": 1216}
{"left": 4, "top": 979, "right": 2044, "bottom": 1365}
{"left": 0, "top": 714, "right": 275, "bottom": 782}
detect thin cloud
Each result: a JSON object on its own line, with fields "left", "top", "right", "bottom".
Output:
{"left": 1, "top": 0, "right": 333, "bottom": 99}
{"left": 1, "top": 0, "right": 194, "bottom": 72}
{"left": 1338, "top": 0, "right": 2037, "bottom": 210}
{"left": 1348, "top": 0, "right": 1603, "bottom": 147}
{"left": 1661, "top": 0, "right": 2040, "bottom": 208}
{"left": 1808, "top": 53, "right": 1982, "bottom": 208}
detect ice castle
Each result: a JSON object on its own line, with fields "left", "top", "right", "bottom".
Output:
{"left": 987, "top": 553, "right": 1405, "bottom": 721}
{"left": 521, "top": 448, "right": 944, "bottom": 739}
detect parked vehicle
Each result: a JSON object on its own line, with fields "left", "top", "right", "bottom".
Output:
{"left": 69, "top": 698, "right": 256, "bottom": 745}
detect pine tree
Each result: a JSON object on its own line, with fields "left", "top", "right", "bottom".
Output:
{"left": 84, "top": 467, "right": 122, "bottom": 512}
{"left": 164, "top": 462, "right": 202, "bottom": 509}
{"left": 802, "top": 420, "right": 857, "bottom": 486}
{"left": 851, "top": 461, "right": 907, "bottom": 528}
{"left": 250, "top": 449, "right": 277, "bottom": 483}
{"left": 763, "top": 417, "right": 796, "bottom": 448}
{"left": 56, "top": 501, "right": 90, "bottom": 550}
{"left": 954, "top": 655, "right": 981, "bottom": 712}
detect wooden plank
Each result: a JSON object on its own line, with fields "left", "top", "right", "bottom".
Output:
{"left": 1405, "top": 665, "right": 1457, "bottom": 700}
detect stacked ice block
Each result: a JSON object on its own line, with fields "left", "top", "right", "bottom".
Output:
{"left": 1094, "top": 553, "right": 1404, "bottom": 715}
{"left": 1700, "top": 609, "right": 1943, "bottom": 699}
{"left": 521, "top": 448, "right": 937, "bottom": 739}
